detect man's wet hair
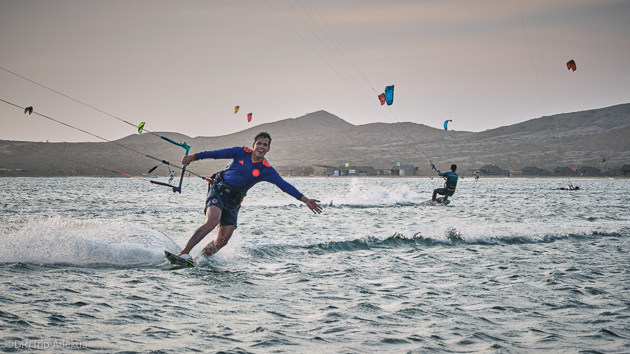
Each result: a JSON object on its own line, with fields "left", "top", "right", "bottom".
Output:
{"left": 451, "top": 164, "right": 457, "bottom": 171}
{"left": 254, "top": 132, "right": 272, "bottom": 146}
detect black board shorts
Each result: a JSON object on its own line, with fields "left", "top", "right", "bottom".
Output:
{"left": 205, "top": 186, "right": 242, "bottom": 228}
{"left": 435, "top": 188, "right": 455, "bottom": 197}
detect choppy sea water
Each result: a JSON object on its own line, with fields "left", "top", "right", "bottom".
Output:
{"left": 1, "top": 176, "right": 629, "bottom": 353}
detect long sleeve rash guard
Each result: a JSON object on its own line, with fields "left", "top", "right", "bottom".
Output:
{"left": 195, "top": 146, "right": 304, "bottom": 200}
{"left": 438, "top": 170, "right": 458, "bottom": 190}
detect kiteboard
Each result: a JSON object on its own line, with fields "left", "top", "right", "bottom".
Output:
{"left": 164, "top": 250, "right": 195, "bottom": 268}
{"left": 421, "top": 197, "right": 451, "bottom": 206}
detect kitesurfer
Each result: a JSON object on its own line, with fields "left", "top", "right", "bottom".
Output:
{"left": 475, "top": 171, "right": 480, "bottom": 182}
{"left": 176, "top": 132, "right": 322, "bottom": 264}
{"left": 568, "top": 182, "right": 580, "bottom": 190}
{"left": 168, "top": 169, "right": 175, "bottom": 184}
{"left": 431, "top": 164, "right": 458, "bottom": 204}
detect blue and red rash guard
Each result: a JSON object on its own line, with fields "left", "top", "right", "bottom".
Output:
{"left": 195, "top": 146, "right": 304, "bottom": 201}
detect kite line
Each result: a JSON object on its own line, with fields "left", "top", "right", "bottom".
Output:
{"left": 515, "top": 0, "right": 576, "bottom": 188}
{"left": 0, "top": 97, "right": 209, "bottom": 193}
{"left": 264, "top": 1, "right": 439, "bottom": 171}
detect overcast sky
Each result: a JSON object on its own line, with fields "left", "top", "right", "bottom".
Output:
{"left": 1, "top": 0, "right": 629, "bottom": 142}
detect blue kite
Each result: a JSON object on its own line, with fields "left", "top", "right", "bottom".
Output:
{"left": 384, "top": 85, "right": 394, "bottom": 105}
{"left": 444, "top": 119, "right": 452, "bottom": 130}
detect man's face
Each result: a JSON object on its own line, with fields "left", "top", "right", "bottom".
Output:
{"left": 252, "top": 137, "right": 270, "bottom": 160}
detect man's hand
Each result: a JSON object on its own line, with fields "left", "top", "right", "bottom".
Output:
{"left": 301, "top": 197, "right": 323, "bottom": 214}
{"left": 181, "top": 154, "right": 196, "bottom": 166}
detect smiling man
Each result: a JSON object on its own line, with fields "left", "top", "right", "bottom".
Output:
{"left": 177, "top": 132, "right": 322, "bottom": 264}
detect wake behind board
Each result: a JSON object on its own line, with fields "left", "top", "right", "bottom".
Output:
{"left": 164, "top": 250, "right": 195, "bottom": 268}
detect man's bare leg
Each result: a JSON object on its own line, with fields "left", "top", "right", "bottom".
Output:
{"left": 202, "top": 225, "right": 236, "bottom": 256}
{"left": 178, "top": 205, "right": 221, "bottom": 256}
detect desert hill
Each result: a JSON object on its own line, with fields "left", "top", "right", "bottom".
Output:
{"left": 1, "top": 104, "right": 629, "bottom": 176}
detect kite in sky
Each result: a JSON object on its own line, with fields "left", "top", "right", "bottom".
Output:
{"left": 444, "top": 119, "right": 452, "bottom": 131}
{"left": 566, "top": 59, "right": 577, "bottom": 71}
{"left": 138, "top": 122, "right": 145, "bottom": 134}
{"left": 247, "top": 113, "right": 252, "bottom": 122}
{"left": 378, "top": 93, "right": 386, "bottom": 106}
{"left": 234, "top": 106, "right": 240, "bottom": 114}
{"left": 384, "top": 85, "right": 394, "bottom": 105}
{"left": 378, "top": 85, "right": 394, "bottom": 106}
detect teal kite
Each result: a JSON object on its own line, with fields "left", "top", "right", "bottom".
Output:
{"left": 444, "top": 120, "right": 452, "bottom": 130}
{"left": 384, "top": 85, "right": 394, "bottom": 105}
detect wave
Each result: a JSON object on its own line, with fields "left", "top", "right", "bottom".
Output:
{"left": 0, "top": 216, "right": 179, "bottom": 268}
{"left": 244, "top": 178, "right": 430, "bottom": 208}
{"left": 0, "top": 204, "right": 200, "bottom": 216}
{"left": 244, "top": 228, "right": 628, "bottom": 257}
{"left": 2, "top": 216, "right": 626, "bottom": 268}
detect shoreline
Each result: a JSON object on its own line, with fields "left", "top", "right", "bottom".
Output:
{"left": 0, "top": 175, "right": 627, "bottom": 179}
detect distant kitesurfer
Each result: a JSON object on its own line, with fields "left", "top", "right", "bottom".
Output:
{"left": 475, "top": 171, "right": 480, "bottom": 182}
{"left": 430, "top": 163, "right": 458, "bottom": 204}
{"left": 567, "top": 182, "right": 579, "bottom": 190}
{"left": 177, "top": 132, "right": 322, "bottom": 264}
{"left": 168, "top": 169, "right": 175, "bottom": 184}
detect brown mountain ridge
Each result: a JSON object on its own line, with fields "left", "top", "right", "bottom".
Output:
{"left": 1, "top": 104, "right": 629, "bottom": 176}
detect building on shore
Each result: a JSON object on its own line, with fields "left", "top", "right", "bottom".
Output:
{"left": 553, "top": 166, "right": 577, "bottom": 176}
{"left": 577, "top": 166, "right": 601, "bottom": 176}
{"left": 479, "top": 164, "right": 510, "bottom": 176}
{"left": 276, "top": 166, "right": 315, "bottom": 177}
{"left": 391, "top": 164, "right": 418, "bottom": 176}
{"left": 313, "top": 165, "right": 336, "bottom": 176}
{"left": 334, "top": 165, "right": 378, "bottom": 176}
{"left": 522, "top": 166, "right": 552, "bottom": 176}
